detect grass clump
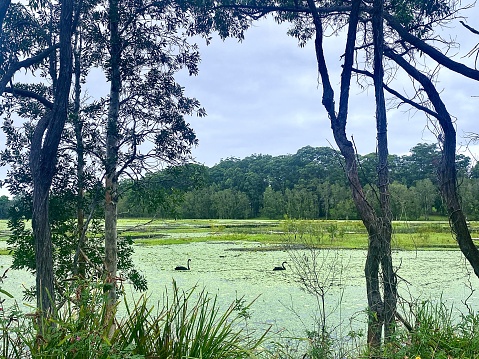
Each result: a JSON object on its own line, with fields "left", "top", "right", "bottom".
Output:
{"left": 0, "top": 279, "right": 268, "bottom": 358}
{"left": 383, "top": 300, "right": 479, "bottom": 359}
{"left": 116, "top": 281, "right": 268, "bottom": 358}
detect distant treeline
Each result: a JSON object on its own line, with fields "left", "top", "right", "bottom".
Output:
{"left": 114, "top": 143, "right": 479, "bottom": 221}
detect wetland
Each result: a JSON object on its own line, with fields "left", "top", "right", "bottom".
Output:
{"left": 0, "top": 219, "right": 477, "bottom": 343}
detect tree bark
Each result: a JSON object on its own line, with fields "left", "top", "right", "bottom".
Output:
{"left": 72, "top": 32, "right": 86, "bottom": 278}
{"left": 306, "top": 0, "right": 397, "bottom": 350}
{"left": 372, "top": 0, "right": 397, "bottom": 343}
{"left": 29, "top": 0, "right": 73, "bottom": 320}
{"left": 386, "top": 49, "right": 479, "bottom": 279}
{"left": 104, "top": 0, "right": 121, "bottom": 327}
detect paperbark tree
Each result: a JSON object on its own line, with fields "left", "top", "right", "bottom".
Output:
{"left": 29, "top": 0, "right": 74, "bottom": 318}
{"left": 89, "top": 0, "right": 205, "bottom": 321}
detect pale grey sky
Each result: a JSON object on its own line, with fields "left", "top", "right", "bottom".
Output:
{"left": 1, "top": 9, "right": 479, "bottom": 198}
{"left": 176, "top": 13, "right": 479, "bottom": 167}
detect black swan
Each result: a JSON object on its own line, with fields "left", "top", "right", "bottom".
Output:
{"left": 175, "top": 258, "right": 191, "bottom": 271}
{"left": 273, "top": 261, "right": 287, "bottom": 271}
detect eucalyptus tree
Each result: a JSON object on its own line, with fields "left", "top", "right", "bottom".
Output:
{"left": 83, "top": 0, "right": 205, "bottom": 316}
{"left": 0, "top": 0, "right": 77, "bottom": 318}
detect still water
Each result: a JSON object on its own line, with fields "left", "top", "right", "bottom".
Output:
{"left": 0, "top": 242, "right": 477, "bottom": 340}
{"left": 130, "top": 242, "right": 479, "bottom": 339}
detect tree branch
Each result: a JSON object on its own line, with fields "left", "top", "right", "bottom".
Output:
{"left": 460, "top": 20, "right": 479, "bottom": 35}
{"left": 351, "top": 67, "right": 439, "bottom": 118}
{"left": 385, "top": 14, "right": 479, "bottom": 81}
{"left": 0, "top": 44, "right": 59, "bottom": 96}
{"left": 4, "top": 86, "right": 54, "bottom": 109}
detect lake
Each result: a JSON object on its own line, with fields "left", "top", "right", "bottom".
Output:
{"left": 130, "top": 242, "right": 478, "bottom": 340}
{"left": 0, "top": 241, "right": 477, "bottom": 347}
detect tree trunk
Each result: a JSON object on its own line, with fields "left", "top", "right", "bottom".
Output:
{"left": 72, "top": 32, "right": 86, "bottom": 278}
{"left": 29, "top": 0, "right": 73, "bottom": 321}
{"left": 306, "top": 0, "right": 397, "bottom": 350}
{"left": 104, "top": 0, "right": 121, "bottom": 327}
{"left": 386, "top": 49, "right": 479, "bottom": 279}
{"left": 371, "top": 0, "right": 397, "bottom": 344}
{"left": 31, "top": 181, "right": 54, "bottom": 313}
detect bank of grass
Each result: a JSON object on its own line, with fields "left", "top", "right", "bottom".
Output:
{"left": 125, "top": 218, "right": 470, "bottom": 251}
{"left": 0, "top": 218, "right": 473, "bottom": 251}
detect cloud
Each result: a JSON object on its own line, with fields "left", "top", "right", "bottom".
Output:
{"left": 179, "top": 13, "right": 479, "bottom": 166}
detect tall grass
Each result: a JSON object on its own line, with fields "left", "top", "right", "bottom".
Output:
{"left": 0, "top": 279, "right": 268, "bottom": 358}
{"left": 382, "top": 300, "right": 479, "bottom": 359}
{"left": 115, "top": 281, "right": 268, "bottom": 358}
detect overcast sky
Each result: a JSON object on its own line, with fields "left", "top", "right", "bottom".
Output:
{"left": 176, "top": 13, "right": 479, "bottom": 167}
{"left": 1, "top": 8, "right": 479, "bottom": 197}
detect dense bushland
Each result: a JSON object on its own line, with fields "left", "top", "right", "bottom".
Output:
{"left": 111, "top": 143, "right": 478, "bottom": 221}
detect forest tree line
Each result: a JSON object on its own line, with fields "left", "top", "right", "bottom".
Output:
{"left": 1, "top": 142, "right": 476, "bottom": 222}
{"left": 113, "top": 143, "right": 479, "bottom": 221}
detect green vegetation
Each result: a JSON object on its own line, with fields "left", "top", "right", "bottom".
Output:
{"left": 380, "top": 301, "right": 479, "bottom": 359}
{"left": 0, "top": 218, "right": 472, "bottom": 252}
{"left": 0, "top": 220, "right": 10, "bottom": 242}
{"left": 0, "top": 280, "right": 267, "bottom": 358}
{"left": 126, "top": 218, "right": 470, "bottom": 250}
{"left": 108, "top": 143, "right": 479, "bottom": 222}
{"left": 1, "top": 276, "right": 479, "bottom": 358}
{"left": 2, "top": 144, "right": 477, "bottom": 225}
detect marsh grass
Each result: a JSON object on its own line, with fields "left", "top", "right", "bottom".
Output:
{"left": 0, "top": 219, "right": 474, "bottom": 252}
{"left": 116, "top": 281, "right": 268, "bottom": 358}
{"left": 1, "top": 279, "right": 268, "bottom": 358}
{"left": 381, "top": 300, "right": 479, "bottom": 359}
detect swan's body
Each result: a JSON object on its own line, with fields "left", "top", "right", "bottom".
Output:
{"left": 175, "top": 258, "right": 191, "bottom": 271}
{"left": 273, "top": 261, "right": 287, "bottom": 271}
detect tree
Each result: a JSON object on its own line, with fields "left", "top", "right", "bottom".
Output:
{"left": 0, "top": 0, "right": 78, "bottom": 319}
{"left": 0, "top": 195, "right": 10, "bottom": 219}
{"left": 386, "top": 46, "right": 479, "bottom": 278}
{"left": 28, "top": 0, "right": 74, "bottom": 318}
{"left": 85, "top": 0, "right": 205, "bottom": 320}
{"left": 261, "top": 186, "right": 285, "bottom": 219}
{"left": 415, "top": 179, "right": 438, "bottom": 220}
{"left": 402, "top": 143, "right": 441, "bottom": 187}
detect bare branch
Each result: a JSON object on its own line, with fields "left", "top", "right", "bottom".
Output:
{"left": 385, "top": 14, "right": 479, "bottom": 81}
{"left": 351, "top": 67, "right": 439, "bottom": 118}
{"left": 460, "top": 20, "right": 479, "bottom": 35}
{"left": 4, "top": 86, "right": 54, "bottom": 109}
